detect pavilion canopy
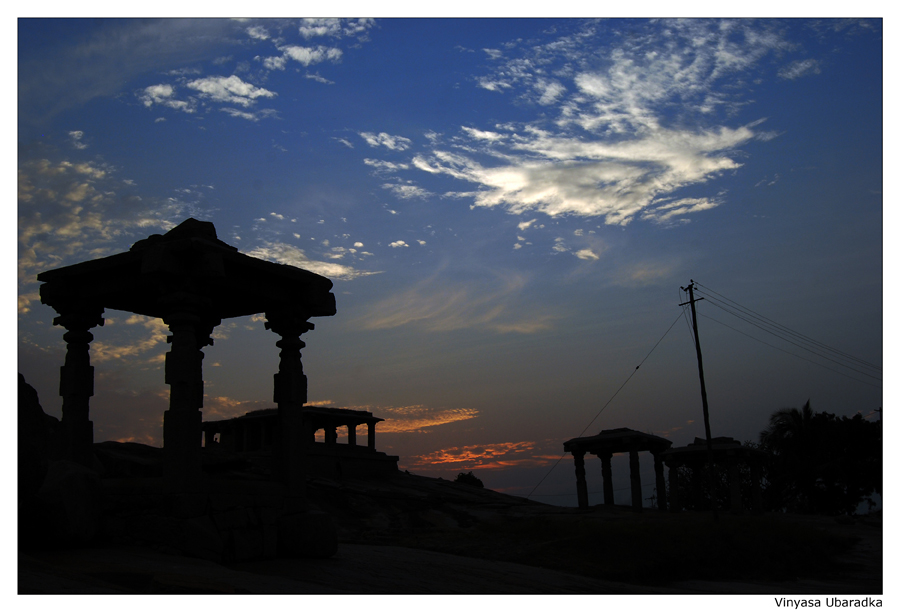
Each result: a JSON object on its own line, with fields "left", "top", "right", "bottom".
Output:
{"left": 38, "top": 217, "right": 336, "bottom": 321}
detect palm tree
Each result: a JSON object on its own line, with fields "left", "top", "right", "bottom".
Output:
{"left": 760, "top": 400, "right": 814, "bottom": 448}
{"left": 760, "top": 400, "right": 818, "bottom": 512}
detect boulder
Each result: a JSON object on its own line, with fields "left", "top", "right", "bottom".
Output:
{"left": 18, "top": 374, "right": 58, "bottom": 498}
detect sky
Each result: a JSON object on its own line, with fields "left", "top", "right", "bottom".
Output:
{"left": 16, "top": 17, "right": 883, "bottom": 507}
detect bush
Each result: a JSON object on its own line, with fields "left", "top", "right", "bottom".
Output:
{"left": 454, "top": 471, "right": 484, "bottom": 488}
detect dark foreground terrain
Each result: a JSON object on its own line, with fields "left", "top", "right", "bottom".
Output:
{"left": 20, "top": 462, "right": 882, "bottom": 595}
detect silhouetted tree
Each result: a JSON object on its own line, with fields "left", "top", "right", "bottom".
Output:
{"left": 760, "top": 400, "right": 818, "bottom": 512}
{"left": 759, "top": 401, "right": 881, "bottom": 515}
{"left": 454, "top": 471, "right": 484, "bottom": 488}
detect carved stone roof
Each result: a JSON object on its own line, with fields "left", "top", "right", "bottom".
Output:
{"left": 662, "top": 437, "right": 767, "bottom": 463}
{"left": 563, "top": 427, "right": 672, "bottom": 455}
{"left": 202, "top": 406, "right": 384, "bottom": 430}
{"left": 38, "top": 218, "right": 336, "bottom": 321}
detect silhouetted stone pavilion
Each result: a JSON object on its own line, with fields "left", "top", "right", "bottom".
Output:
{"left": 563, "top": 428, "right": 672, "bottom": 512}
{"left": 37, "top": 218, "right": 336, "bottom": 494}
{"left": 662, "top": 436, "right": 766, "bottom": 514}
{"left": 202, "top": 406, "right": 399, "bottom": 478}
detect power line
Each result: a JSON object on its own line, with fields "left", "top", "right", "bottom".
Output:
{"left": 700, "top": 301, "right": 882, "bottom": 382}
{"left": 525, "top": 311, "right": 686, "bottom": 500}
{"left": 689, "top": 286, "right": 881, "bottom": 383}
{"left": 699, "top": 312, "right": 881, "bottom": 389}
{"left": 693, "top": 282, "right": 881, "bottom": 373}
{"left": 700, "top": 294, "right": 881, "bottom": 378}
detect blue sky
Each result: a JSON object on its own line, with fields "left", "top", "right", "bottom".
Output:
{"left": 17, "top": 18, "right": 882, "bottom": 505}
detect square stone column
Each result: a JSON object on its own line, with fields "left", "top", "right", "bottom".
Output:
{"left": 265, "top": 311, "right": 314, "bottom": 494}
{"left": 653, "top": 452, "right": 668, "bottom": 511}
{"left": 629, "top": 448, "right": 643, "bottom": 512}
{"left": 53, "top": 308, "right": 104, "bottom": 467}
{"left": 162, "top": 308, "right": 218, "bottom": 492}
{"left": 600, "top": 452, "right": 614, "bottom": 505}
{"left": 573, "top": 451, "right": 589, "bottom": 509}
{"left": 367, "top": 422, "right": 376, "bottom": 450}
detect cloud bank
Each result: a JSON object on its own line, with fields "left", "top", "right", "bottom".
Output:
{"left": 369, "top": 20, "right": 796, "bottom": 226}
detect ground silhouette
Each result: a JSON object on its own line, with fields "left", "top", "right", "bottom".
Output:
{"left": 20, "top": 433, "right": 882, "bottom": 594}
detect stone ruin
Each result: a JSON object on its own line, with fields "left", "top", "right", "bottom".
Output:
{"left": 564, "top": 428, "right": 672, "bottom": 512}
{"left": 663, "top": 436, "right": 766, "bottom": 514}
{"left": 203, "top": 405, "right": 399, "bottom": 479}
{"left": 564, "top": 428, "right": 766, "bottom": 514}
{"left": 24, "top": 218, "right": 396, "bottom": 561}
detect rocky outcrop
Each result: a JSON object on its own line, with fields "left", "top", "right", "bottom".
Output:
{"left": 18, "top": 374, "right": 58, "bottom": 498}
{"left": 19, "top": 376, "right": 102, "bottom": 549}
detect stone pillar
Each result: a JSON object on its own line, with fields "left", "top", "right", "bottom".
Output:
{"left": 653, "top": 452, "right": 668, "bottom": 511}
{"left": 324, "top": 424, "right": 337, "bottom": 445}
{"left": 162, "top": 308, "right": 217, "bottom": 491}
{"left": 347, "top": 424, "right": 357, "bottom": 446}
{"left": 600, "top": 453, "right": 614, "bottom": 505}
{"left": 265, "top": 311, "right": 314, "bottom": 492}
{"left": 728, "top": 457, "right": 743, "bottom": 513}
{"left": 573, "top": 451, "right": 589, "bottom": 509}
{"left": 54, "top": 308, "right": 104, "bottom": 467}
{"left": 367, "top": 422, "right": 376, "bottom": 450}
{"left": 668, "top": 460, "right": 681, "bottom": 512}
{"left": 629, "top": 449, "right": 643, "bottom": 512}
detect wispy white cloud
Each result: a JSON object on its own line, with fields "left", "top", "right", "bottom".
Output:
{"left": 243, "top": 241, "right": 379, "bottom": 280}
{"left": 368, "top": 20, "right": 797, "bottom": 226}
{"left": 91, "top": 315, "right": 169, "bottom": 364}
{"left": 360, "top": 131, "right": 413, "bottom": 151}
{"left": 220, "top": 107, "right": 279, "bottom": 122}
{"left": 305, "top": 73, "right": 334, "bottom": 85}
{"left": 641, "top": 196, "right": 721, "bottom": 223}
{"left": 139, "top": 84, "right": 195, "bottom": 113}
{"left": 778, "top": 58, "right": 822, "bottom": 80}
{"left": 298, "top": 18, "right": 375, "bottom": 39}
{"left": 382, "top": 183, "right": 431, "bottom": 199}
{"left": 68, "top": 131, "right": 87, "bottom": 149}
{"left": 186, "top": 75, "right": 276, "bottom": 107}
{"left": 17, "top": 156, "right": 188, "bottom": 306}
{"left": 460, "top": 126, "right": 504, "bottom": 142}
{"left": 19, "top": 19, "right": 242, "bottom": 124}
{"left": 351, "top": 269, "right": 556, "bottom": 334}
{"left": 365, "top": 159, "right": 409, "bottom": 172}
{"left": 299, "top": 18, "right": 343, "bottom": 38}
{"left": 255, "top": 19, "right": 372, "bottom": 73}
{"left": 246, "top": 25, "right": 270, "bottom": 40}
{"left": 281, "top": 45, "right": 343, "bottom": 66}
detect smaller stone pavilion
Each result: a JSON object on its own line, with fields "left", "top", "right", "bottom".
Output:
{"left": 203, "top": 406, "right": 399, "bottom": 479}
{"left": 563, "top": 428, "right": 672, "bottom": 512}
{"left": 662, "top": 436, "right": 767, "bottom": 514}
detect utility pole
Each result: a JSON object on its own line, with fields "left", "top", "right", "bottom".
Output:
{"left": 680, "top": 280, "right": 719, "bottom": 521}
